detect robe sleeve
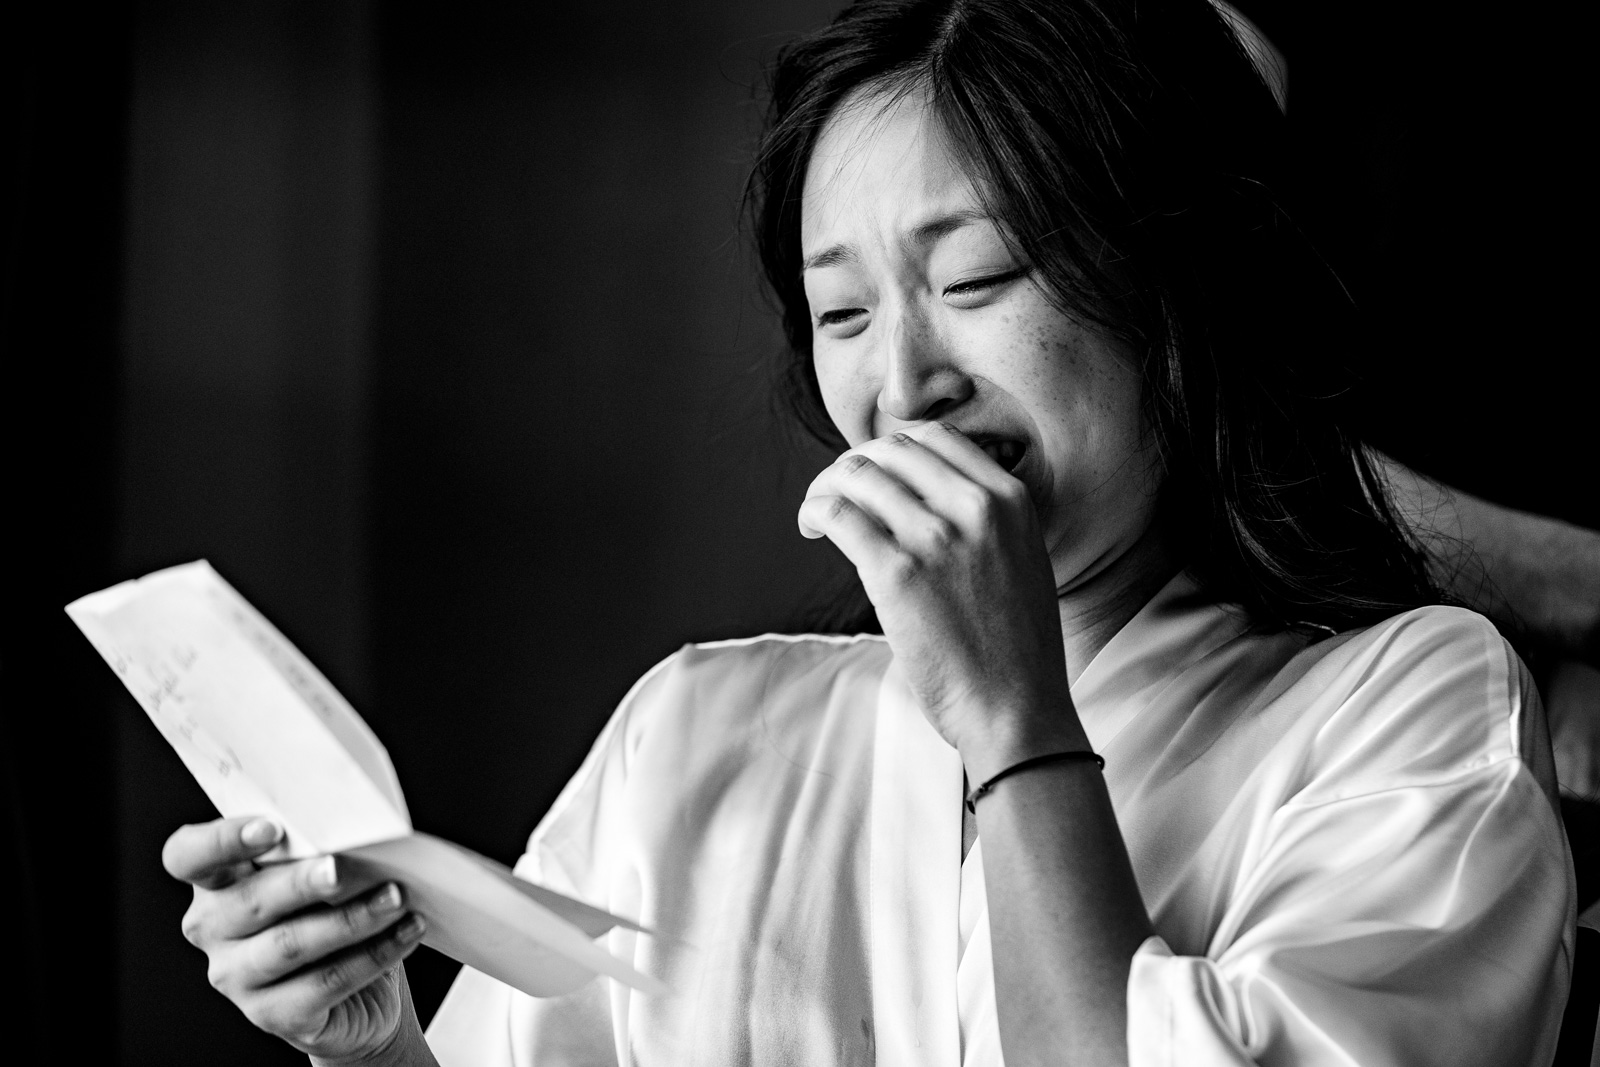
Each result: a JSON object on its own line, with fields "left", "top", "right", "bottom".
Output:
{"left": 1126, "top": 610, "right": 1574, "bottom": 1067}
{"left": 425, "top": 649, "right": 688, "bottom": 1067}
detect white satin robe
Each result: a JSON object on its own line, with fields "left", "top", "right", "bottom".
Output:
{"left": 426, "top": 573, "right": 1573, "bottom": 1066}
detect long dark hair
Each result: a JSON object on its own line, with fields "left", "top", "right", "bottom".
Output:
{"left": 750, "top": 0, "right": 1439, "bottom": 635}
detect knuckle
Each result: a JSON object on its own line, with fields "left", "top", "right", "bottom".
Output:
{"left": 825, "top": 496, "right": 854, "bottom": 523}
{"left": 310, "top": 953, "right": 352, "bottom": 998}
{"left": 996, "top": 476, "right": 1029, "bottom": 504}
{"left": 204, "top": 819, "right": 239, "bottom": 860}
{"left": 925, "top": 516, "right": 958, "bottom": 548}
{"left": 272, "top": 919, "right": 306, "bottom": 964}
{"left": 961, "top": 484, "right": 998, "bottom": 522}
{"left": 339, "top": 900, "right": 369, "bottom": 938}
{"left": 315, "top": 957, "right": 349, "bottom": 994}
{"left": 234, "top": 875, "right": 266, "bottom": 925}
{"left": 366, "top": 933, "right": 399, "bottom": 970}
{"left": 242, "top": 1000, "right": 288, "bottom": 1037}
{"left": 884, "top": 550, "right": 922, "bottom": 585}
{"left": 841, "top": 453, "right": 875, "bottom": 478}
{"left": 179, "top": 905, "right": 206, "bottom": 948}
{"left": 205, "top": 959, "right": 231, "bottom": 993}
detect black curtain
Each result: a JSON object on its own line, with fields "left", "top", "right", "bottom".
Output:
{"left": 2, "top": 4, "right": 131, "bottom": 1065}
{"left": 1235, "top": 0, "right": 1591, "bottom": 529}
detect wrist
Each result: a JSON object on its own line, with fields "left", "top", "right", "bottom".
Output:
{"left": 309, "top": 981, "right": 434, "bottom": 1067}
{"left": 309, "top": 1023, "right": 432, "bottom": 1067}
{"left": 954, "top": 695, "right": 1090, "bottom": 786}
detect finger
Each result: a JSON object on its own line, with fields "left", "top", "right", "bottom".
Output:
{"left": 901, "top": 421, "right": 1020, "bottom": 490}
{"left": 255, "top": 913, "right": 427, "bottom": 1031}
{"left": 231, "top": 882, "right": 410, "bottom": 988}
{"left": 851, "top": 431, "right": 991, "bottom": 509}
{"left": 857, "top": 431, "right": 1038, "bottom": 545}
{"left": 804, "top": 451, "right": 937, "bottom": 541}
{"left": 201, "top": 854, "right": 382, "bottom": 941}
{"left": 797, "top": 493, "right": 898, "bottom": 573}
{"left": 897, "top": 422, "right": 1037, "bottom": 526}
{"left": 164, "top": 817, "right": 284, "bottom": 890}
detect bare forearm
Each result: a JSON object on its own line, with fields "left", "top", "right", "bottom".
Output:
{"left": 1461, "top": 499, "right": 1600, "bottom": 660}
{"left": 972, "top": 736, "right": 1153, "bottom": 1066}
{"left": 1378, "top": 453, "right": 1600, "bottom": 661}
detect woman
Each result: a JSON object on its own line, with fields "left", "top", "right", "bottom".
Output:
{"left": 162, "top": 0, "right": 1573, "bottom": 1063}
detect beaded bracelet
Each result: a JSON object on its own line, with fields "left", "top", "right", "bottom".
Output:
{"left": 964, "top": 751, "right": 1105, "bottom": 813}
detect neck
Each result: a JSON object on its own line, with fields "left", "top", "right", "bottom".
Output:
{"left": 1055, "top": 521, "right": 1179, "bottom": 685}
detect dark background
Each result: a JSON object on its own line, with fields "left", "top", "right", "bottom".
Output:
{"left": 3, "top": 1, "right": 1586, "bottom": 1063}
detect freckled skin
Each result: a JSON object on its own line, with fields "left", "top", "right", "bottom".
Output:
{"left": 800, "top": 87, "right": 1163, "bottom": 595}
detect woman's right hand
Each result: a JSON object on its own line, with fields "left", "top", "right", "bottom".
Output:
{"left": 163, "top": 816, "right": 431, "bottom": 1066}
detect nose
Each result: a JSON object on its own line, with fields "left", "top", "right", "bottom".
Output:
{"left": 874, "top": 304, "right": 973, "bottom": 424}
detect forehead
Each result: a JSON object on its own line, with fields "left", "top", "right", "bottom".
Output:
{"left": 800, "top": 85, "right": 987, "bottom": 252}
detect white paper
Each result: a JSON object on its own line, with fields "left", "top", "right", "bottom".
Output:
{"left": 344, "top": 833, "right": 653, "bottom": 997}
{"left": 67, "top": 560, "right": 665, "bottom": 998}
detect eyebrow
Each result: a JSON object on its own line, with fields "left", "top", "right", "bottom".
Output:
{"left": 800, "top": 209, "right": 993, "bottom": 272}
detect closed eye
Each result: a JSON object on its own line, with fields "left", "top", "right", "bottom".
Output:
{"left": 943, "top": 267, "right": 1029, "bottom": 299}
{"left": 815, "top": 307, "right": 866, "bottom": 329}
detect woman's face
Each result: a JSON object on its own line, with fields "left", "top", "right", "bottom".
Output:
{"left": 800, "top": 86, "right": 1164, "bottom": 592}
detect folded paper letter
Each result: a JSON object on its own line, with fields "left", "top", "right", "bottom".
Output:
{"left": 67, "top": 560, "right": 665, "bottom": 998}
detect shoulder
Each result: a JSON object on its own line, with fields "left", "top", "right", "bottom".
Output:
{"left": 551, "top": 632, "right": 890, "bottom": 802}
{"left": 1324, "top": 604, "right": 1525, "bottom": 739}
{"left": 1336, "top": 601, "right": 1510, "bottom": 664}
{"left": 654, "top": 631, "right": 892, "bottom": 694}
{"left": 620, "top": 632, "right": 892, "bottom": 739}
{"left": 1283, "top": 604, "right": 1546, "bottom": 799}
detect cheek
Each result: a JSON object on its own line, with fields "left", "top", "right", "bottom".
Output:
{"left": 812, "top": 346, "right": 873, "bottom": 446}
{"left": 1030, "top": 319, "right": 1149, "bottom": 479}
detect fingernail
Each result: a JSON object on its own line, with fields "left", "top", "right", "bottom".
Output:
{"left": 374, "top": 883, "right": 402, "bottom": 912}
{"left": 314, "top": 856, "right": 339, "bottom": 890}
{"left": 241, "top": 819, "right": 282, "bottom": 848}
{"left": 397, "top": 914, "right": 426, "bottom": 942}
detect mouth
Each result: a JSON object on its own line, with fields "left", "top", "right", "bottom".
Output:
{"left": 976, "top": 436, "right": 1027, "bottom": 474}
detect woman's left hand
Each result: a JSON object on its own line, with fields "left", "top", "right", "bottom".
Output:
{"left": 799, "top": 421, "right": 1081, "bottom": 769}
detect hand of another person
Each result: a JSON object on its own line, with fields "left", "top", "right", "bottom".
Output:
{"left": 798, "top": 421, "right": 1081, "bottom": 771}
{"left": 1546, "top": 660, "right": 1600, "bottom": 801}
{"left": 162, "top": 816, "right": 432, "bottom": 1066}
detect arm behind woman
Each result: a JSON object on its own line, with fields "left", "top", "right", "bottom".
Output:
{"left": 1377, "top": 451, "right": 1600, "bottom": 663}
